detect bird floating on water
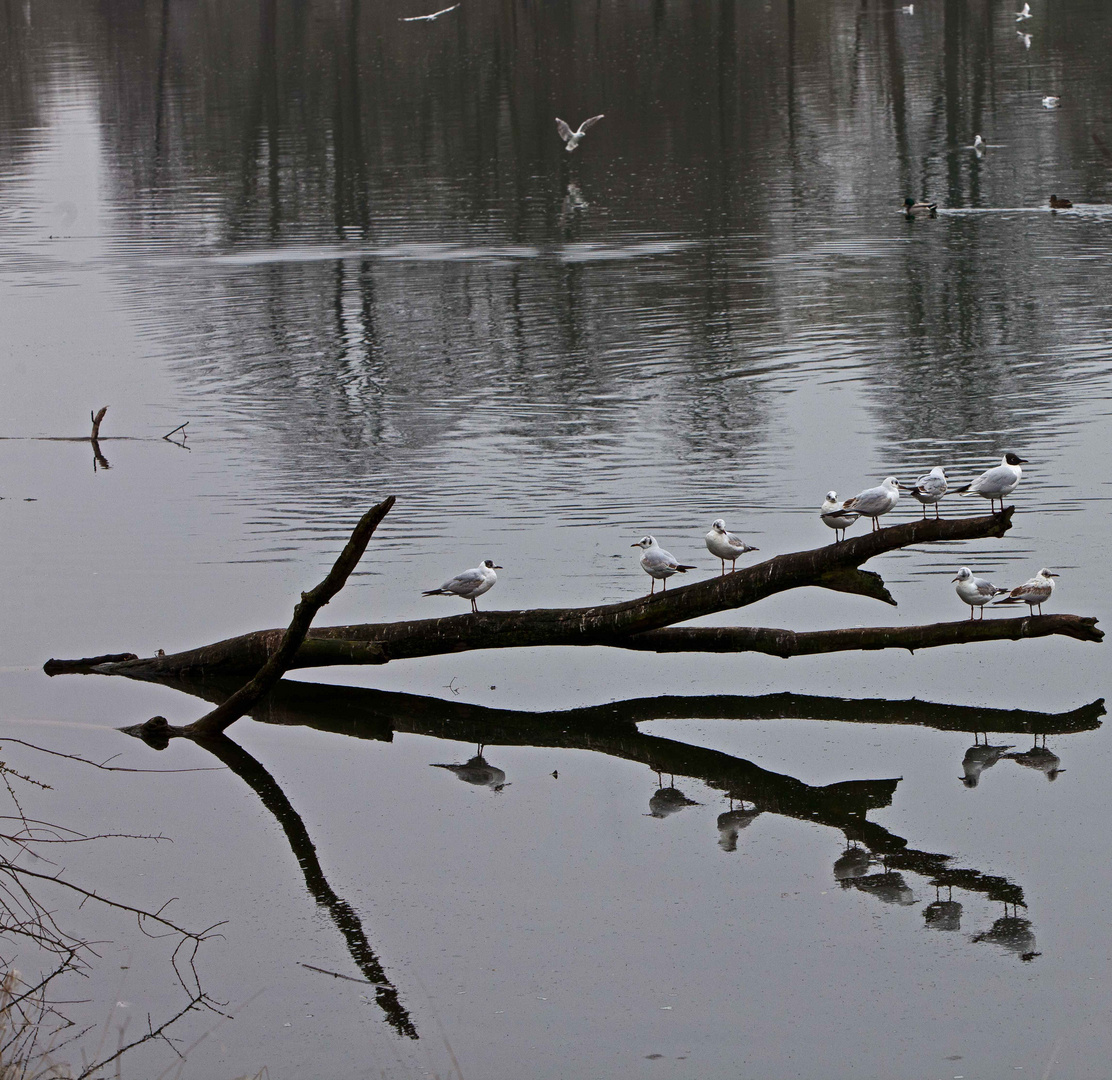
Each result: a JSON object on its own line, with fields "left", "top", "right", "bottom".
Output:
{"left": 841, "top": 477, "right": 900, "bottom": 531}
{"left": 952, "top": 567, "right": 1007, "bottom": 620}
{"left": 820, "top": 492, "right": 859, "bottom": 543}
{"left": 422, "top": 559, "right": 501, "bottom": 611}
{"left": 901, "top": 3, "right": 914, "bottom": 12}
{"left": 1049, "top": 194, "right": 1073, "bottom": 209}
{"left": 1016, "top": 3, "right": 1031, "bottom": 20}
{"left": 704, "top": 519, "right": 758, "bottom": 575}
{"left": 904, "top": 197, "right": 937, "bottom": 218}
{"left": 995, "top": 568, "right": 1058, "bottom": 615}
{"left": 1042, "top": 95, "right": 1060, "bottom": 109}
{"left": 956, "top": 452, "right": 1027, "bottom": 513}
{"left": 909, "top": 466, "right": 948, "bottom": 518}
{"left": 973, "top": 134, "right": 987, "bottom": 154}
{"left": 632, "top": 536, "right": 695, "bottom": 595}
{"left": 556, "top": 115, "right": 604, "bottom": 152}
{"left": 399, "top": 3, "right": 459, "bottom": 20}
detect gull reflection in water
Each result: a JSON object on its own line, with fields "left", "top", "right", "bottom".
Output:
{"left": 716, "top": 800, "right": 763, "bottom": 852}
{"left": 923, "top": 887, "right": 963, "bottom": 931}
{"left": 851, "top": 871, "right": 916, "bottom": 906}
{"left": 973, "top": 906, "right": 1040, "bottom": 961}
{"left": 833, "top": 844, "right": 876, "bottom": 885}
{"left": 1004, "top": 736, "right": 1063, "bottom": 781}
{"left": 648, "top": 774, "right": 700, "bottom": 819}
{"left": 430, "top": 747, "right": 508, "bottom": 791}
{"left": 960, "top": 736, "right": 1015, "bottom": 788}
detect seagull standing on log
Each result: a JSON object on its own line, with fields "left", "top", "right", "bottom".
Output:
{"left": 422, "top": 559, "right": 502, "bottom": 612}
{"left": 633, "top": 536, "right": 696, "bottom": 595}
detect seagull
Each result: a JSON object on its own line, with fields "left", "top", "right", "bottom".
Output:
{"left": 995, "top": 568, "right": 1058, "bottom": 615}
{"left": 910, "top": 466, "right": 948, "bottom": 518}
{"left": 904, "top": 197, "right": 937, "bottom": 217}
{"left": 555, "top": 115, "right": 604, "bottom": 152}
{"left": 1017, "top": 30, "right": 1032, "bottom": 47}
{"left": 399, "top": 3, "right": 459, "bottom": 20}
{"left": 820, "top": 491, "right": 859, "bottom": 543}
{"left": 648, "top": 786, "right": 699, "bottom": 819}
{"left": 901, "top": 3, "right": 914, "bottom": 13}
{"left": 1016, "top": 3, "right": 1031, "bottom": 20}
{"left": 1049, "top": 194, "right": 1073, "bottom": 209}
{"left": 422, "top": 559, "right": 501, "bottom": 612}
{"left": 955, "top": 452, "right": 1027, "bottom": 512}
{"left": 923, "top": 898, "right": 963, "bottom": 931}
{"left": 632, "top": 536, "right": 696, "bottom": 595}
{"left": 716, "top": 803, "right": 762, "bottom": 852}
{"left": 841, "top": 477, "right": 900, "bottom": 531}
{"left": 1042, "top": 95, "right": 1060, "bottom": 108}
{"left": 704, "top": 519, "right": 758, "bottom": 575}
{"left": 960, "top": 740, "right": 1014, "bottom": 787}
{"left": 953, "top": 567, "right": 1008, "bottom": 619}
{"left": 973, "top": 134, "right": 987, "bottom": 154}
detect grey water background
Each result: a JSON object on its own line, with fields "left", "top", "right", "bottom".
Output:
{"left": 2, "top": 0, "right": 1112, "bottom": 1076}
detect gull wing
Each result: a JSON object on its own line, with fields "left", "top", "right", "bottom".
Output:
{"left": 578, "top": 114, "right": 605, "bottom": 133}
{"left": 555, "top": 118, "right": 574, "bottom": 142}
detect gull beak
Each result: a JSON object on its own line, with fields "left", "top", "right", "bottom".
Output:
{"left": 493, "top": 564, "right": 504, "bottom": 570}
{"left": 630, "top": 542, "right": 640, "bottom": 548}
{"left": 1047, "top": 572, "right": 1059, "bottom": 577}
{"left": 951, "top": 576, "right": 961, "bottom": 582}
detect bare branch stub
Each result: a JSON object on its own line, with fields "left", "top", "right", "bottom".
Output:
{"left": 181, "top": 495, "right": 396, "bottom": 736}
{"left": 90, "top": 406, "right": 108, "bottom": 441}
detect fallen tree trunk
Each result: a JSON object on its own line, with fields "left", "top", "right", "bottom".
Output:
{"left": 43, "top": 502, "right": 1102, "bottom": 679}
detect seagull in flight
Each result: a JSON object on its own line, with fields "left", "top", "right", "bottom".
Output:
{"left": 952, "top": 567, "right": 1008, "bottom": 619}
{"left": 955, "top": 452, "right": 1027, "bottom": 513}
{"left": 840, "top": 477, "right": 901, "bottom": 531}
{"left": 422, "top": 559, "right": 501, "bottom": 611}
{"left": 820, "top": 491, "right": 859, "bottom": 543}
{"left": 704, "top": 519, "right": 758, "bottom": 575}
{"left": 632, "top": 536, "right": 696, "bottom": 595}
{"left": 1016, "top": 3, "right": 1031, "bottom": 20}
{"left": 399, "top": 3, "right": 459, "bottom": 20}
{"left": 556, "top": 115, "right": 604, "bottom": 152}
{"left": 995, "top": 568, "right": 1058, "bottom": 615}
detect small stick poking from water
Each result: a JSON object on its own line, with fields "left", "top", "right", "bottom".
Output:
{"left": 90, "top": 406, "right": 108, "bottom": 440}
{"left": 163, "top": 421, "right": 188, "bottom": 441}
{"left": 299, "top": 963, "right": 392, "bottom": 989}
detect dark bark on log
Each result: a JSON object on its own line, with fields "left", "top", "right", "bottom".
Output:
{"left": 622, "top": 614, "right": 1104, "bottom": 656}
{"left": 182, "top": 496, "right": 395, "bottom": 736}
{"left": 90, "top": 406, "right": 108, "bottom": 440}
{"left": 52, "top": 507, "right": 1073, "bottom": 679}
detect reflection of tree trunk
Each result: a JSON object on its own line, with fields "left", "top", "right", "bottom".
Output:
{"left": 190, "top": 733, "right": 418, "bottom": 1039}
{"left": 131, "top": 675, "right": 1070, "bottom": 911}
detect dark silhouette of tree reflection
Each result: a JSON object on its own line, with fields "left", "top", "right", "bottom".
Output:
{"left": 124, "top": 675, "right": 1101, "bottom": 986}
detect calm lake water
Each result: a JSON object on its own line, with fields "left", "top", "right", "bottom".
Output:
{"left": 3, "top": 0, "right": 1112, "bottom": 1076}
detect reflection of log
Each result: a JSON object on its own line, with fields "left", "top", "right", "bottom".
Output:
{"left": 47, "top": 504, "right": 1100, "bottom": 679}
{"left": 127, "top": 676, "right": 1100, "bottom": 910}
{"left": 189, "top": 733, "right": 418, "bottom": 1039}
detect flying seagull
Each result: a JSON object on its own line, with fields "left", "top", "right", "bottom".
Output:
{"left": 556, "top": 115, "right": 604, "bottom": 152}
{"left": 399, "top": 3, "right": 459, "bottom": 21}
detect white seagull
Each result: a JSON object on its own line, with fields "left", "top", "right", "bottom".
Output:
{"left": 956, "top": 452, "right": 1027, "bottom": 513}
{"left": 1018, "top": 30, "right": 1032, "bottom": 48}
{"left": 422, "top": 559, "right": 501, "bottom": 612}
{"left": 1042, "top": 95, "right": 1060, "bottom": 109}
{"left": 973, "top": 134, "right": 987, "bottom": 153}
{"left": 841, "top": 477, "right": 901, "bottom": 531}
{"left": 555, "top": 115, "right": 604, "bottom": 152}
{"left": 953, "top": 567, "right": 1008, "bottom": 619}
{"left": 399, "top": 3, "right": 459, "bottom": 20}
{"left": 995, "top": 568, "right": 1058, "bottom": 615}
{"left": 820, "top": 491, "right": 859, "bottom": 543}
{"left": 704, "top": 519, "right": 758, "bottom": 575}
{"left": 632, "top": 536, "right": 696, "bottom": 595}
{"left": 1016, "top": 3, "right": 1031, "bottom": 20}
{"left": 910, "top": 466, "right": 948, "bottom": 518}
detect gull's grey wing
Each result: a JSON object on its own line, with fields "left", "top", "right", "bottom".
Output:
{"left": 555, "top": 118, "right": 574, "bottom": 142}
{"left": 578, "top": 114, "right": 605, "bottom": 132}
